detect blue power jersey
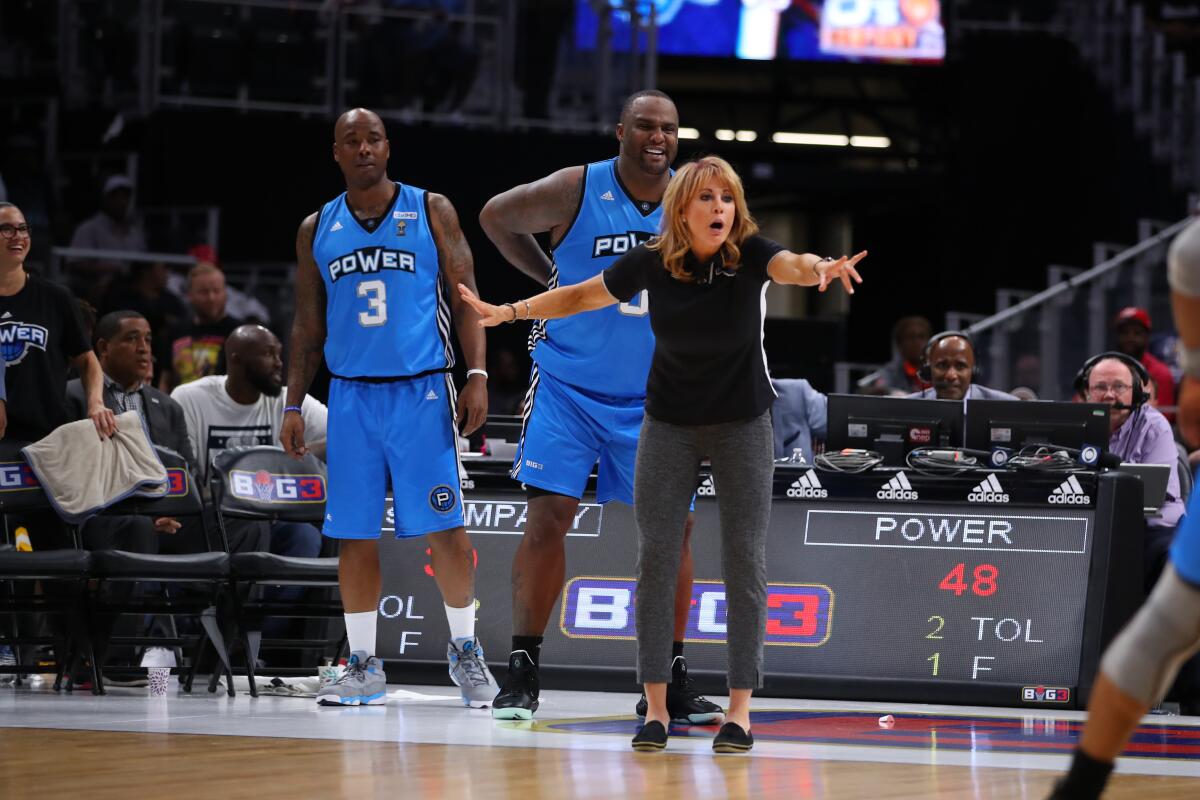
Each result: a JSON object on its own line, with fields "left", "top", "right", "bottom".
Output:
{"left": 528, "top": 158, "right": 663, "bottom": 398}
{"left": 312, "top": 182, "right": 452, "bottom": 378}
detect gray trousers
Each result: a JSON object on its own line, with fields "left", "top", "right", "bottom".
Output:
{"left": 634, "top": 411, "right": 774, "bottom": 689}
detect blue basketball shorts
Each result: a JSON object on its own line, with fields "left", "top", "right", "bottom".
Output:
{"left": 511, "top": 365, "right": 644, "bottom": 505}
{"left": 1170, "top": 477, "right": 1200, "bottom": 586}
{"left": 324, "top": 373, "right": 464, "bottom": 540}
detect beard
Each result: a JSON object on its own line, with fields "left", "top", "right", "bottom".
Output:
{"left": 247, "top": 369, "right": 283, "bottom": 398}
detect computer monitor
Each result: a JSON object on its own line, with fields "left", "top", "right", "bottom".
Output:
{"left": 826, "top": 395, "right": 965, "bottom": 467}
{"left": 964, "top": 399, "right": 1111, "bottom": 454}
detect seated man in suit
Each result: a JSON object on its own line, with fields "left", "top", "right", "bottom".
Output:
{"left": 67, "top": 311, "right": 270, "bottom": 555}
{"left": 906, "top": 331, "right": 1016, "bottom": 404}
{"left": 770, "top": 378, "right": 827, "bottom": 463}
{"left": 66, "top": 311, "right": 196, "bottom": 552}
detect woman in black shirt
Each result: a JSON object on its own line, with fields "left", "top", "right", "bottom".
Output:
{"left": 460, "top": 156, "right": 865, "bottom": 752}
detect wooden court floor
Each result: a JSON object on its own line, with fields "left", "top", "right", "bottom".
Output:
{"left": 3, "top": 728, "right": 1199, "bottom": 799}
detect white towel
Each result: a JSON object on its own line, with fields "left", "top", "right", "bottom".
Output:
{"left": 22, "top": 410, "right": 168, "bottom": 523}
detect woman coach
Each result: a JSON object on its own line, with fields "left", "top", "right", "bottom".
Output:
{"left": 459, "top": 156, "right": 866, "bottom": 753}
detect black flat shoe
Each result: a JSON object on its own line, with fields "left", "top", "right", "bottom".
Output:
{"left": 712, "top": 722, "right": 753, "bottom": 753}
{"left": 632, "top": 720, "right": 669, "bottom": 751}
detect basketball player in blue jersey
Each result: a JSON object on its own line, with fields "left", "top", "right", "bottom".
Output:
{"left": 281, "top": 108, "right": 497, "bottom": 707}
{"left": 1050, "top": 216, "right": 1200, "bottom": 799}
{"left": 478, "top": 89, "right": 720, "bottom": 722}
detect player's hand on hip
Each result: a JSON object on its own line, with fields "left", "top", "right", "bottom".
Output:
{"left": 280, "top": 413, "right": 308, "bottom": 458}
{"left": 458, "top": 375, "right": 488, "bottom": 436}
{"left": 88, "top": 402, "right": 118, "bottom": 439}
{"left": 457, "top": 283, "right": 511, "bottom": 327}
{"left": 817, "top": 250, "right": 868, "bottom": 294}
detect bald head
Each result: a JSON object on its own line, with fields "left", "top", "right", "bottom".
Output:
{"left": 226, "top": 324, "right": 284, "bottom": 398}
{"left": 225, "top": 324, "right": 277, "bottom": 359}
{"left": 335, "top": 108, "right": 386, "bottom": 140}
{"left": 333, "top": 108, "right": 390, "bottom": 190}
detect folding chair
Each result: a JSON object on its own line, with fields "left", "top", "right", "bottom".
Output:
{"left": 0, "top": 439, "right": 97, "bottom": 692}
{"left": 85, "top": 445, "right": 237, "bottom": 696}
{"left": 210, "top": 446, "right": 343, "bottom": 697}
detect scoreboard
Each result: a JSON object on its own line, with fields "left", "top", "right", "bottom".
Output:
{"left": 376, "top": 462, "right": 1143, "bottom": 709}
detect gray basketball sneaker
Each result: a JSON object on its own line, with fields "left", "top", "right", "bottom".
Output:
{"left": 447, "top": 637, "right": 498, "bottom": 707}
{"left": 316, "top": 652, "right": 386, "bottom": 706}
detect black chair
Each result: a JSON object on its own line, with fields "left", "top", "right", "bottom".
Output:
{"left": 210, "top": 446, "right": 343, "bottom": 697}
{"left": 0, "top": 440, "right": 98, "bottom": 692}
{"left": 85, "top": 446, "right": 236, "bottom": 696}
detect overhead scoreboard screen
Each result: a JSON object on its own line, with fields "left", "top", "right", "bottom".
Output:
{"left": 575, "top": 0, "right": 946, "bottom": 63}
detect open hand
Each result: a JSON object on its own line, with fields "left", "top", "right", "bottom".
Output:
{"left": 458, "top": 283, "right": 515, "bottom": 327}
{"left": 816, "top": 250, "right": 868, "bottom": 294}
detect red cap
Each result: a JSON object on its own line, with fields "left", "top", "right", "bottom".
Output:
{"left": 188, "top": 244, "right": 219, "bottom": 268}
{"left": 1114, "top": 306, "right": 1151, "bottom": 330}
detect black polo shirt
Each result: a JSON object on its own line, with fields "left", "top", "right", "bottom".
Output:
{"left": 0, "top": 273, "right": 91, "bottom": 440}
{"left": 602, "top": 234, "right": 786, "bottom": 426}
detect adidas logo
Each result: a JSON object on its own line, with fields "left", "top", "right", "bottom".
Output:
{"left": 329, "top": 220, "right": 343, "bottom": 232}
{"left": 787, "top": 470, "right": 827, "bottom": 499}
{"left": 425, "top": 389, "right": 438, "bottom": 400}
{"left": 0, "top": 311, "right": 10, "bottom": 319}
{"left": 600, "top": 190, "right": 615, "bottom": 201}
{"left": 877, "top": 471, "right": 918, "bottom": 501}
{"left": 697, "top": 476, "right": 716, "bottom": 497}
{"left": 1049, "top": 474, "right": 1091, "bottom": 505}
{"left": 968, "top": 473, "right": 1010, "bottom": 504}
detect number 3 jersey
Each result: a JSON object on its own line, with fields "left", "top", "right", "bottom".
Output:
{"left": 312, "top": 182, "right": 453, "bottom": 379}
{"left": 529, "top": 157, "right": 663, "bottom": 399}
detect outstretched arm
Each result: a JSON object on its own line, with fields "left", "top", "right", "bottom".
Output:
{"left": 281, "top": 213, "right": 327, "bottom": 459}
{"left": 430, "top": 192, "right": 487, "bottom": 436}
{"left": 768, "top": 250, "right": 867, "bottom": 293}
{"left": 458, "top": 274, "right": 617, "bottom": 328}
{"left": 478, "top": 166, "right": 585, "bottom": 287}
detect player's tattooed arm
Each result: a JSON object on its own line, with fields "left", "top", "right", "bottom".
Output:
{"left": 478, "top": 166, "right": 585, "bottom": 288}
{"left": 430, "top": 192, "right": 488, "bottom": 436}
{"left": 282, "top": 213, "right": 327, "bottom": 458}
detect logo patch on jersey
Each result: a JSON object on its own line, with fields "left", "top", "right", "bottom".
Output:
{"left": 592, "top": 230, "right": 653, "bottom": 258}
{"left": 329, "top": 220, "right": 343, "bottom": 232}
{"left": 0, "top": 321, "right": 50, "bottom": 365}
{"left": 393, "top": 211, "right": 418, "bottom": 220}
{"left": 425, "top": 389, "right": 438, "bottom": 400}
{"left": 328, "top": 247, "right": 416, "bottom": 282}
{"left": 429, "top": 485, "right": 457, "bottom": 513}
{"left": 600, "top": 190, "right": 615, "bottom": 201}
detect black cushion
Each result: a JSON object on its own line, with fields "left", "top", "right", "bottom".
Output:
{"left": 232, "top": 552, "right": 339, "bottom": 582}
{"left": 90, "top": 549, "right": 229, "bottom": 579}
{"left": 0, "top": 549, "right": 91, "bottom": 578}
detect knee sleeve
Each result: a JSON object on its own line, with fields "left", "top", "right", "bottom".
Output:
{"left": 1100, "top": 564, "right": 1200, "bottom": 705}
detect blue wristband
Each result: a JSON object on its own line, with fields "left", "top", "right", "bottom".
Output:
{"left": 283, "top": 405, "right": 303, "bottom": 415}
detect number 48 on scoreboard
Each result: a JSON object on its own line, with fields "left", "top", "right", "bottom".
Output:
{"left": 939, "top": 563, "right": 998, "bottom": 597}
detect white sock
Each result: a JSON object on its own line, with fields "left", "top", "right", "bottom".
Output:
{"left": 344, "top": 611, "right": 378, "bottom": 657}
{"left": 444, "top": 601, "right": 476, "bottom": 642}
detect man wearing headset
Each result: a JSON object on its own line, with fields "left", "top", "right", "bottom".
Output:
{"left": 1076, "top": 351, "right": 1184, "bottom": 586}
{"left": 905, "top": 331, "right": 1015, "bottom": 403}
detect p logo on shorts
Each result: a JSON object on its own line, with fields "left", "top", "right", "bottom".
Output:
{"left": 429, "top": 485, "right": 457, "bottom": 513}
